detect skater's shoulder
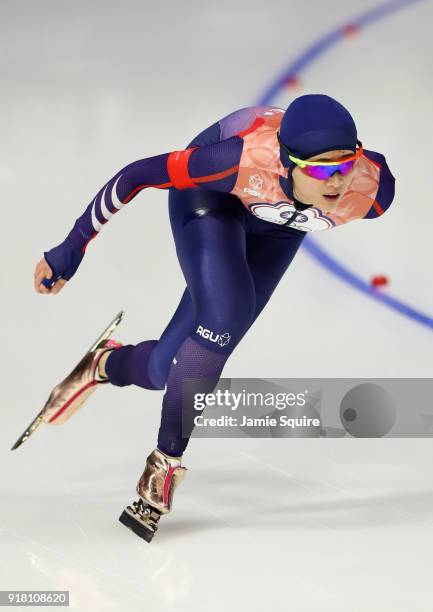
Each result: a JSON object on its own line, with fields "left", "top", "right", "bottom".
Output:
{"left": 186, "top": 105, "right": 284, "bottom": 148}
{"left": 218, "top": 105, "right": 285, "bottom": 140}
{"left": 359, "top": 148, "right": 396, "bottom": 220}
{"left": 362, "top": 148, "right": 395, "bottom": 174}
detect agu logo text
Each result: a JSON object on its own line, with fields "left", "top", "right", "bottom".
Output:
{"left": 196, "top": 326, "right": 231, "bottom": 347}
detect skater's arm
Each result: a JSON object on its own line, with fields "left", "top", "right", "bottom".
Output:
{"left": 66, "top": 153, "right": 174, "bottom": 253}
{"left": 66, "top": 138, "right": 244, "bottom": 253}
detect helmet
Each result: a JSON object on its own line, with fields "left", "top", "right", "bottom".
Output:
{"left": 279, "top": 94, "right": 358, "bottom": 200}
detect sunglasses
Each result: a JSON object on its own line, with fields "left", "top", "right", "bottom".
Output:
{"left": 277, "top": 132, "right": 363, "bottom": 180}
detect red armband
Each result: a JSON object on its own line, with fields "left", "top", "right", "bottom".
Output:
{"left": 167, "top": 148, "right": 198, "bottom": 189}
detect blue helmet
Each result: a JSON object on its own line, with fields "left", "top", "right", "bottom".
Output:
{"left": 279, "top": 94, "right": 358, "bottom": 199}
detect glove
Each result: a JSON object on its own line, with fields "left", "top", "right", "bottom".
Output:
{"left": 41, "top": 238, "right": 85, "bottom": 289}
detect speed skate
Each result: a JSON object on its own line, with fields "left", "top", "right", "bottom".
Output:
{"left": 11, "top": 310, "right": 125, "bottom": 450}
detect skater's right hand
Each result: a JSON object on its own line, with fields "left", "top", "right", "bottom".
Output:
{"left": 34, "top": 257, "right": 66, "bottom": 294}
{"left": 34, "top": 238, "right": 85, "bottom": 294}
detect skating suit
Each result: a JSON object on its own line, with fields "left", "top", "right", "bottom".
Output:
{"left": 64, "top": 105, "right": 396, "bottom": 456}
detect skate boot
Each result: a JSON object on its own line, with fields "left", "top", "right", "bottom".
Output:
{"left": 11, "top": 311, "right": 124, "bottom": 449}
{"left": 37, "top": 337, "right": 123, "bottom": 425}
{"left": 119, "top": 448, "right": 187, "bottom": 542}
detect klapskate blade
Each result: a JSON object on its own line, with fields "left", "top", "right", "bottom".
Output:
{"left": 10, "top": 310, "right": 125, "bottom": 451}
{"left": 88, "top": 310, "right": 124, "bottom": 352}
{"left": 11, "top": 414, "right": 44, "bottom": 450}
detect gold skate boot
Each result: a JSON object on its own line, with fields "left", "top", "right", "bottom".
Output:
{"left": 11, "top": 310, "right": 124, "bottom": 450}
{"left": 119, "top": 448, "right": 187, "bottom": 542}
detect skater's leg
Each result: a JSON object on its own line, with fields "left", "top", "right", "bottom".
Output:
{"left": 105, "top": 185, "right": 243, "bottom": 390}
{"left": 105, "top": 186, "right": 249, "bottom": 392}
{"left": 104, "top": 287, "right": 195, "bottom": 390}
{"left": 156, "top": 336, "right": 232, "bottom": 456}
{"left": 244, "top": 222, "right": 306, "bottom": 331}
{"left": 158, "top": 215, "right": 307, "bottom": 456}
{"left": 156, "top": 189, "right": 255, "bottom": 457}
{"left": 119, "top": 202, "right": 307, "bottom": 541}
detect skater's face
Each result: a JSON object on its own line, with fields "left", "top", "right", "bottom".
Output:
{"left": 292, "top": 149, "right": 355, "bottom": 209}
